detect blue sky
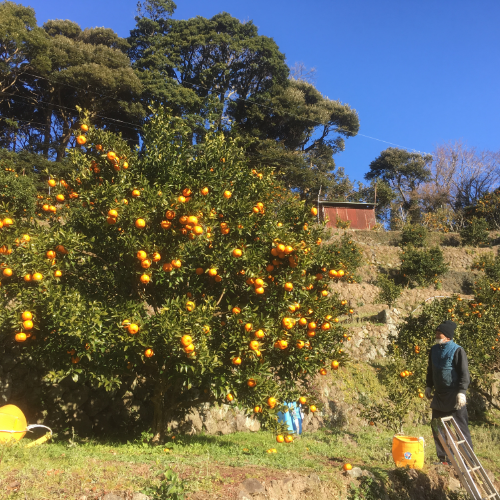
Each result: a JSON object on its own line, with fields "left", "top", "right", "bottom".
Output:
{"left": 26, "top": 0, "right": 500, "bottom": 183}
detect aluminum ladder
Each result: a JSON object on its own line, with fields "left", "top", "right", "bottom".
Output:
{"left": 434, "top": 416, "right": 500, "bottom": 500}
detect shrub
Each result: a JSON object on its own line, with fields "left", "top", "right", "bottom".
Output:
{"left": 335, "top": 215, "right": 351, "bottom": 229}
{"left": 399, "top": 224, "right": 428, "bottom": 248}
{"left": 376, "top": 274, "right": 402, "bottom": 307}
{"left": 315, "top": 233, "right": 364, "bottom": 283}
{"left": 365, "top": 283, "right": 500, "bottom": 431}
{"left": 460, "top": 217, "right": 490, "bottom": 247}
{"left": 0, "top": 107, "right": 352, "bottom": 443}
{"left": 399, "top": 246, "right": 448, "bottom": 287}
{"left": 471, "top": 252, "right": 500, "bottom": 282}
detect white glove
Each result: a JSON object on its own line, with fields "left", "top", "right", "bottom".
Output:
{"left": 424, "top": 387, "right": 432, "bottom": 400}
{"left": 455, "top": 393, "right": 466, "bottom": 409}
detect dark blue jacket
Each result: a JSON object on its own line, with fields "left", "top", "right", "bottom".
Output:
{"left": 426, "top": 341, "right": 470, "bottom": 412}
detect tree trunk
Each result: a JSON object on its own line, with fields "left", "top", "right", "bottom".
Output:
{"left": 151, "top": 380, "right": 170, "bottom": 444}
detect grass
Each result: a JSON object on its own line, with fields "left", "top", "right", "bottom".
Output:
{"left": 1, "top": 420, "right": 499, "bottom": 499}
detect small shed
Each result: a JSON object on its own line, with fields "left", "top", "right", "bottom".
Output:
{"left": 318, "top": 201, "right": 376, "bottom": 230}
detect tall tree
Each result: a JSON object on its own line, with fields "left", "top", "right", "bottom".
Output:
{"left": 236, "top": 78, "right": 359, "bottom": 199}
{"left": 129, "top": 3, "right": 359, "bottom": 199}
{"left": 1, "top": 6, "right": 144, "bottom": 160}
{"left": 419, "top": 141, "right": 500, "bottom": 212}
{"left": 365, "top": 147, "right": 432, "bottom": 223}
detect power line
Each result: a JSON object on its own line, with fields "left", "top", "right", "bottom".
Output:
{"left": 0, "top": 20, "right": 431, "bottom": 155}
{"left": 0, "top": 91, "right": 143, "bottom": 132}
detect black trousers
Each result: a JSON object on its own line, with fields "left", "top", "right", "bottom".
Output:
{"left": 431, "top": 406, "right": 474, "bottom": 461}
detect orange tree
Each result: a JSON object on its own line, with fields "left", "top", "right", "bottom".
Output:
{"left": 0, "top": 107, "right": 360, "bottom": 442}
{"left": 363, "top": 281, "right": 500, "bottom": 430}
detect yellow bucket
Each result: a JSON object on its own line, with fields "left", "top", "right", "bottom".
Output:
{"left": 0, "top": 404, "right": 27, "bottom": 443}
{"left": 392, "top": 435, "right": 425, "bottom": 469}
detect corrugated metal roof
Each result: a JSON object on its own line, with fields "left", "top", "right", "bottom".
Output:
{"left": 318, "top": 201, "right": 376, "bottom": 208}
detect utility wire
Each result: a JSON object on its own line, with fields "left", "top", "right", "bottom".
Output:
{"left": 0, "top": 91, "right": 143, "bottom": 132}
{"left": 0, "top": 20, "right": 431, "bottom": 155}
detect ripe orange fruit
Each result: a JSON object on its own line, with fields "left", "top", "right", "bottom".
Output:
{"left": 152, "top": 252, "right": 161, "bottom": 262}
{"left": 184, "top": 344, "right": 195, "bottom": 354}
{"left": 343, "top": 463, "right": 352, "bottom": 471}
{"left": 276, "top": 435, "right": 285, "bottom": 443}
{"left": 247, "top": 378, "right": 257, "bottom": 388}
{"left": 331, "top": 360, "right": 339, "bottom": 370}
{"left": 54, "top": 270, "right": 62, "bottom": 278}
{"left": 23, "top": 274, "right": 31, "bottom": 282}
{"left": 282, "top": 317, "right": 295, "bottom": 329}
{"left": 223, "top": 190, "right": 232, "bottom": 199}
{"left": 182, "top": 188, "right": 192, "bottom": 197}
{"left": 311, "top": 207, "right": 318, "bottom": 216}
{"left": 226, "top": 393, "right": 234, "bottom": 402}
{"left": 232, "top": 356, "right": 242, "bottom": 365}
{"left": 22, "top": 320, "right": 33, "bottom": 330}
{"left": 108, "top": 209, "right": 118, "bottom": 218}
{"left": 132, "top": 189, "right": 141, "bottom": 198}
{"left": 277, "top": 339, "right": 288, "bottom": 350}
{"left": 128, "top": 323, "right": 139, "bottom": 334}
{"left": 76, "top": 136, "right": 86, "bottom": 145}
{"left": 140, "top": 274, "right": 150, "bottom": 284}
{"left": 144, "top": 348, "right": 154, "bottom": 358}
{"left": 299, "top": 318, "right": 307, "bottom": 327}
{"left": 249, "top": 340, "right": 259, "bottom": 350}
{"left": 201, "top": 187, "right": 209, "bottom": 195}
{"left": 162, "top": 263, "right": 173, "bottom": 272}
{"left": 254, "top": 329, "right": 265, "bottom": 339}
{"left": 96, "top": 144, "right": 103, "bottom": 151}
{"left": 193, "top": 225, "right": 203, "bottom": 235}
{"left": 71, "top": 356, "right": 80, "bottom": 364}
{"left": 307, "top": 330, "right": 316, "bottom": 338}
{"left": 107, "top": 151, "right": 116, "bottom": 161}
{"left": 177, "top": 195, "right": 186, "bottom": 203}
{"left": 208, "top": 268, "right": 217, "bottom": 277}
{"left": 171, "top": 260, "right": 182, "bottom": 268}
{"left": 136, "top": 250, "right": 147, "bottom": 261}
{"left": 195, "top": 267, "right": 204, "bottom": 275}
{"left": 3, "top": 268, "right": 12, "bottom": 277}
{"left": 319, "top": 368, "right": 327, "bottom": 376}
{"left": 418, "top": 392, "right": 424, "bottom": 399}
{"left": 141, "top": 259, "right": 151, "bottom": 269}
{"left": 232, "top": 248, "right": 242, "bottom": 258}
{"left": 296, "top": 340, "right": 305, "bottom": 349}
{"left": 48, "top": 179, "right": 57, "bottom": 187}
{"left": 268, "top": 397, "right": 277, "bottom": 408}
{"left": 46, "top": 250, "right": 56, "bottom": 259}
{"left": 21, "top": 311, "right": 32, "bottom": 321}
{"left": 309, "top": 405, "right": 317, "bottom": 412}
{"left": 244, "top": 323, "right": 253, "bottom": 332}
{"left": 254, "top": 405, "right": 262, "bottom": 413}
{"left": 135, "top": 218, "right": 146, "bottom": 229}
{"left": 186, "top": 301, "right": 195, "bottom": 311}
{"left": 181, "top": 335, "right": 192, "bottom": 347}
{"left": 284, "top": 282, "right": 293, "bottom": 292}
{"left": 255, "top": 287, "right": 265, "bottom": 294}
{"left": 80, "top": 124, "right": 88, "bottom": 132}
{"left": 284, "top": 435, "right": 293, "bottom": 443}
{"left": 232, "top": 307, "right": 241, "bottom": 314}
{"left": 15, "top": 332, "right": 27, "bottom": 342}
{"left": 299, "top": 396, "right": 307, "bottom": 405}
{"left": 56, "top": 194, "right": 65, "bottom": 202}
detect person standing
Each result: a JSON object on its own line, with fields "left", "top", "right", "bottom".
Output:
{"left": 425, "top": 320, "right": 473, "bottom": 465}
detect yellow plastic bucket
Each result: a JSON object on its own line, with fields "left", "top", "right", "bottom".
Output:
{"left": 392, "top": 435, "right": 425, "bottom": 469}
{"left": 0, "top": 405, "right": 27, "bottom": 443}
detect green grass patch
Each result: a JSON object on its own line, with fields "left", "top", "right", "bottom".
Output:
{"left": 1, "top": 421, "right": 499, "bottom": 499}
